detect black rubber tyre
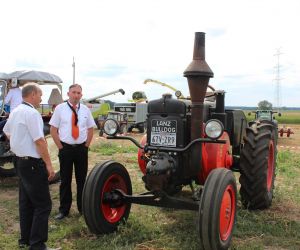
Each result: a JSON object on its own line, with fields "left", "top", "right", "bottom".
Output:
{"left": 137, "top": 123, "right": 145, "bottom": 133}
{"left": 94, "top": 118, "right": 101, "bottom": 130}
{"left": 82, "top": 160, "right": 132, "bottom": 234}
{"left": 239, "top": 121, "right": 276, "bottom": 209}
{"left": 0, "top": 156, "right": 16, "bottom": 177}
{"left": 0, "top": 165, "right": 16, "bottom": 177}
{"left": 198, "top": 168, "right": 237, "bottom": 250}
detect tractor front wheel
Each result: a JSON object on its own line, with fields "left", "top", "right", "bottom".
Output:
{"left": 82, "top": 160, "right": 132, "bottom": 234}
{"left": 198, "top": 168, "right": 237, "bottom": 250}
{"left": 239, "top": 122, "right": 276, "bottom": 209}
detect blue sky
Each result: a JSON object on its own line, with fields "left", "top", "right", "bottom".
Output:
{"left": 0, "top": 0, "right": 299, "bottom": 107}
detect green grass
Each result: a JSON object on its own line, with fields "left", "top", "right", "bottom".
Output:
{"left": 90, "top": 142, "right": 137, "bottom": 155}
{"left": 1, "top": 144, "right": 300, "bottom": 249}
{"left": 275, "top": 151, "right": 300, "bottom": 204}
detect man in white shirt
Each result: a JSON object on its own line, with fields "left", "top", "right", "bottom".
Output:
{"left": 5, "top": 84, "right": 22, "bottom": 112}
{"left": 3, "top": 83, "right": 58, "bottom": 250}
{"left": 0, "top": 80, "right": 23, "bottom": 133}
{"left": 49, "top": 84, "right": 96, "bottom": 220}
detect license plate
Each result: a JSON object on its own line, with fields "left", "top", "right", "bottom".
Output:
{"left": 150, "top": 120, "right": 177, "bottom": 147}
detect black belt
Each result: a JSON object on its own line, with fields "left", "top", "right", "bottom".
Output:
{"left": 61, "top": 141, "right": 85, "bottom": 148}
{"left": 16, "top": 156, "right": 42, "bottom": 161}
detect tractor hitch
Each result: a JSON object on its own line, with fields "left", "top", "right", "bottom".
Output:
{"left": 104, "top": 189, "right": 199, "bottom": 211}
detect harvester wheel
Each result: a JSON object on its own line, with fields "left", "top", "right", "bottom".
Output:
{"left": 239, "top": 121, "right": 276, "bottom": 209}
{"left": 198, "top": 168, "right": 237, "bottom": 250}
{"left": 82, "top": 160, "right": 132, "bottom": 234}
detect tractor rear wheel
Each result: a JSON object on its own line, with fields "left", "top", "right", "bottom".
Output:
{"left": 239, "top": 121, "right": 276, "bottom": 209}
{"left": 82, "top": 160, "right": 132, "bottom": 234}
{"left": 198, "top": 168, "right": 237, "bottom": 250}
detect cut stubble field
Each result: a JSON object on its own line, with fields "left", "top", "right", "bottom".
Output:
{"left": 0, "top": 127, "right": 299, "bottom": 250}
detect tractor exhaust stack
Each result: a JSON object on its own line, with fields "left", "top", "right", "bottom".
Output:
{"left": 184, "top": 32, "right": 214, "bottom": 175}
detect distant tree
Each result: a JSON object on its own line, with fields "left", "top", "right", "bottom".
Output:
{"left": 258, "top": 100, "right": 273, "bottom": 110}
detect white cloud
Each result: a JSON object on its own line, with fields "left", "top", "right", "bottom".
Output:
{"left": 0, "top": 0, "right": 299, "bottom": 106}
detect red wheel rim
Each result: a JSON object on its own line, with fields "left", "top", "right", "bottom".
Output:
{"left": 267, "top": 140, "right": 274, "bottom": 191}
{"left": 101, "top": 174, "right": 127, "bottom": 223}
{"left": 219, "top": 184, "right": 236, "bottom": 241}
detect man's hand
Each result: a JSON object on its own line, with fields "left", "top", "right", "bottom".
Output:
{"left": 46, "top": 164, "right": 55, "bottom": 181}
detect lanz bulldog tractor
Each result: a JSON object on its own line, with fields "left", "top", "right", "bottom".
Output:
{"left": 82, "top": 32, "right": 277, "bottom": 249}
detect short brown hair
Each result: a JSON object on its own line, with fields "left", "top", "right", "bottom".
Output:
{"left": 22, "top": 83, "right": 41, "bottom": 98}
{"left": 69, "top": 84, "right": 82, "bottom": 90}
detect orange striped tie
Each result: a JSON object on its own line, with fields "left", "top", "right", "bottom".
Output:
{"left": 72, "top": 104, "right": 79, "bottom": 139}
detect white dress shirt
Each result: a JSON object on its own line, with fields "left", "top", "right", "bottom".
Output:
{"left": 4, "top": 87, "right": 23, "bottom": 112}
{"left": 3, "top": 102, "right": 44, "bottom": 158}
{"left": 49, "top": 101, "right": 96, "bottom": 144}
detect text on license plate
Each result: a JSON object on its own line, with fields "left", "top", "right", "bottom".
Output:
{"left": 150, "top": 120, "right": 177, "bottom": 147}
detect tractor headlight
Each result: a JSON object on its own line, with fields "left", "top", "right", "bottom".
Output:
{"left": 103, "top": 119, "right": 118, "bottom": 136}
{"left": 204, "top": 119, "right": 224, "bottom": 140}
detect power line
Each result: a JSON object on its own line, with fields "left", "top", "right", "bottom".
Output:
{"left": 274, "top": 48, "right": 283, "bottom": 110}
{"left": 72, "top": 56, "right": 76, "bottom": 84}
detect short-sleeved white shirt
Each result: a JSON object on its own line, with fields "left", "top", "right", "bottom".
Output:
{"left": 3, "top": 102, "right": 44, "bottom": 158}
{"left": 4, "top": 88, "right": 23, "bottom": 112}
{"left": 49, "top": 101, "right": 96, "bottom": 144}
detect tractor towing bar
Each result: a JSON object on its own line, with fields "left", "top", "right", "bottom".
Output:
{"left": 107, "top": 135, "right": 226, "bottom": 152}
{"left": 103, "top": 189, "right": 199, "bottom": 211}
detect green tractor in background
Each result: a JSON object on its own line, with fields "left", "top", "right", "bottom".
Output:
{"left": 248, "top": 110, "right": 281, "bottom": 142}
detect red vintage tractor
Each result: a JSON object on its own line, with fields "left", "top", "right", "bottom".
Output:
{"left": 82, "top": 32, "right": 277, "bottom": 250}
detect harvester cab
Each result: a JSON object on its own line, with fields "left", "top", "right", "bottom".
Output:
{"left": 82, "top": 32, "right": 278, "bottom": 250}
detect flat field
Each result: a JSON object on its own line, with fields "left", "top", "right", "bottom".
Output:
{"left": 0, "top": 127, "right": 299, "bottom": 250}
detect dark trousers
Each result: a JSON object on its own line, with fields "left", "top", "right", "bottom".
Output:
{"left": 58, "top": 142, "right": 88, "bottom": 215}
{"left": 15, "top": 157, "right": 52, "bottom": 250}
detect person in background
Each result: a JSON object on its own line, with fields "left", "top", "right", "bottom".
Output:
{"left": 3, "top": 83, "right": 59, "bottom": 250}
{"left": 0, "top": 79, "right": 22, "bottom": 133}
{"left": 49, "top": 84, "right": 96, "bottom": 220}
{"left": 4, "top": 78, "right": 22, "bottom": 112}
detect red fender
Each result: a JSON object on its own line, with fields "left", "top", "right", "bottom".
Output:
{"left": 138, "top": 134, "right": 147, "bottom": 174}
{"left": 198, "top": 132, "right": 233, "bottom": 185}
